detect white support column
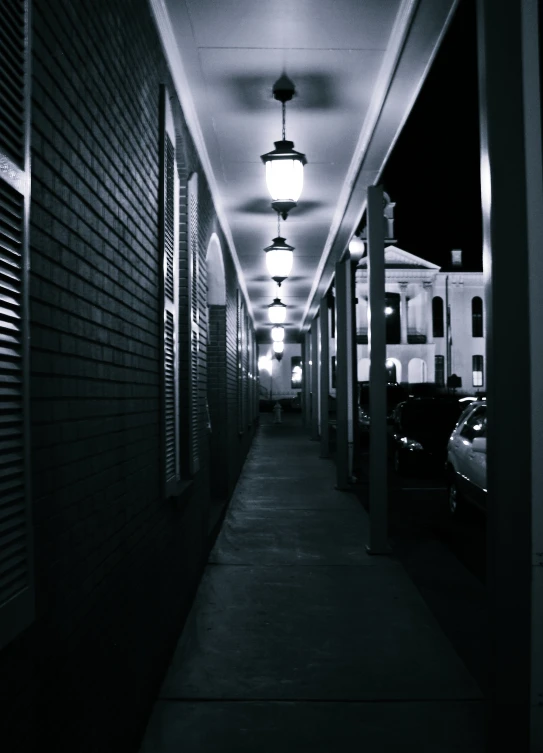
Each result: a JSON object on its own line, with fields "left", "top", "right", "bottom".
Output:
{"left": 477, "top": 1, "right": 542, "bottom": 749}
{"left": 522, "top": 4, "right": 543, "bottom": 747}
{"left": 367, "top": 184, "right": 389, "bottom": 555}
{"left": 311, "top": 320, "right": 319, "bottom": 441}
{"left": 319, "top": 296, "right": 330, "bottom": 458}
{"left": 423, "top": 281, "right": 433, "bottom": 343}
{"left": 303, "top": 331, "right": 311, "bottom": 430}
{"left": 335, "top": 259, "right": 352, "bottom": 490}
{"left": 399, "top": 282, "right": 408, "bottom": 344}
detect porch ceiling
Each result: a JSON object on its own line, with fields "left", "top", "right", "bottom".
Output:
{"left": 152, "top": 0, "right": 458, "bottom": 342}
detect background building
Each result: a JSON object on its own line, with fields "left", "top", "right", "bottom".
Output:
{"left": 355, "top": 247, "right": 485, "bottom": 393}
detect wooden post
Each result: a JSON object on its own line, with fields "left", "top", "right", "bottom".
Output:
{"left": 477, "top": 1, "right": 543, "bottom": 748}
{"left": 335, "top": 260, "right": 351, "bottom": 489}
{"left": 319, "top": 296, "right": 330, "bottom": 457}
{"left": 366, "top": 184, "right": 389, "bottom": 555}
{"left": 311, "top": 320, "right": 319, "bottom": 441}
{"left": 303, "top": 331, "right": 312, "bottom": 430}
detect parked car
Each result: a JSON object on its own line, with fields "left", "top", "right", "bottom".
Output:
{"left": 446, "top": 400, "right": 487, "bottom": 515}
{"left": 389, "top": 396, "right": 475, "bottom": 476}
{"left": 357, "top": 381, "right": 409, "bottom": 428}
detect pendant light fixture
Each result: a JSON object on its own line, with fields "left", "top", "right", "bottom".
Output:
{"left": 268, "top": 297, "right": 287, "bottom": 324}
{"left": 264, "top": 216, "right": 294, "bottom": 286}
{"left": 271, "top": 325, "right": 285, "bottom": 342}
{"left": 273, "top": 341, "right": 284, "bottom": 355}
{"left": 261, "top": 75, "right": 307, "bottom": 220}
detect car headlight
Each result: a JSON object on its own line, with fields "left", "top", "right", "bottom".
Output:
{"left": 400, "top": 437, "right": 424, "bottom": 451}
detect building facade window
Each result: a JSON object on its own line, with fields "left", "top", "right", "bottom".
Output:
{"left": 435, "top": 355, "right": 445, "bottom": 386}
{"left": 473, "top": 355, "right": 484, "bottom": 387}
{"left": 432, "top": 296, "right": 444, "bottom": 338}
{"left": 472, "top": 296, "right": 483, "bottom": 337}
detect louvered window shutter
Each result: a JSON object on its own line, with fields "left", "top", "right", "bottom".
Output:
{"left": 0, "top": 0, "right": 34, "bottom": 651}
{"left": 187, "top": 173, "right": 199, "bottom": 474}
{"left": 236, "top": 291, "right": 244, "bottom": 433}
{"left": 243, "top": 311, "right": 249, "bottom": 427}
{"left": 161, "top": 87, "right": 180, "bottom": 496}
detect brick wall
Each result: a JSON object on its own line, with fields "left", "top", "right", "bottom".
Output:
{"left": 0, "top": 0, "right": 255, "bottom": 751}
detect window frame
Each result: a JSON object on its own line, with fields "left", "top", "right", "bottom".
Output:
{"left": 434, "top": 354, "right": 445, "bottom": 386}
{"left": 472, "top": 296, "right": 484, "bottom": 337}
{"left": 432, "top": 296, "right": 444, "bottom": 338}
{"left": 472, "top": 354, "right": 484, "bottom": 387}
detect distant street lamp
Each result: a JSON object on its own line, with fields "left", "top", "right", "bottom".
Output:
{"left": 348, "top": 236, "right": 365, "bottom": 262}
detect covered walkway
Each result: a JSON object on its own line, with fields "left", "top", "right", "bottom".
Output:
{"left": 140, "top": 414, "right": 484, "bottom": 751}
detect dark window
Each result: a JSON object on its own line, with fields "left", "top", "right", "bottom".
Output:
{"left": 385, "top": 292, "right": 400, "bottom": 344}
{"left": 331, "top": 356, "right": 336, "bottom": 388}
{"left": 472, "top": 296, "right": 483, "bottom": 337}
{"left": 472, "top": 355, "right": 484, "bottom": 387}
{"left": 432, "top": 296, "right": 444, "bottom": 338}
{"left": 435, "top": 355, "right": 445, "bottom": 386}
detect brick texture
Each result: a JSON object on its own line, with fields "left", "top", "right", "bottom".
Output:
{"left": 0, "top": 1, "right": 256, "bottom": 751}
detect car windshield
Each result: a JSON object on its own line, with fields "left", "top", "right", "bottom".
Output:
{"left": 399, "top": 402, "right": 463, "bottom": 433}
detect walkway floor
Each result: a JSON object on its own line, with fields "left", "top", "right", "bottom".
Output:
{"left": 139, "top": 414, "right": 485, "bottom": 752}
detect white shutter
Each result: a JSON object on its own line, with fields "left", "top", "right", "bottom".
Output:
{"left": 0, "top": 0, "right": 34, "bottom": 651}
{"left": 161, "top": 87, "right": 180, "bottom": 496}
{"left": 187, "top": 173, "right": 199, "bottom": 474}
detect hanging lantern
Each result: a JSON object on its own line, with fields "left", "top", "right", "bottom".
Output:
{"left": 271, "top": 325, "right": 285, "bottom": 342}
{"left": 268, "top": 297, "right": 287, "bottom": 324}
{"left": 261, "top": 141, "right": 307, "bottom": 220}
{"left": 261, "top": 75, "right": 307, "bottom": 220}
{"left": 272, "top": 340, "right": 284, "bottom": 353}
{"left": 264, "top": 236, "right": 294, "bottom": 286}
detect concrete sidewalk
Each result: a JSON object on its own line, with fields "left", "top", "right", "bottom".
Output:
{"left": 139, "top": 414, "right": 485, "bottom": 752}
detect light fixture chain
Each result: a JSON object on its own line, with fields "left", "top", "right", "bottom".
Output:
{"left": 282, "top": 101, "right": 286, "bottom": 140}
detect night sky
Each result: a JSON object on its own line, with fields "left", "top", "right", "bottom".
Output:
{"left": 381, "top": 0, "right": 482, "bottom": 272}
